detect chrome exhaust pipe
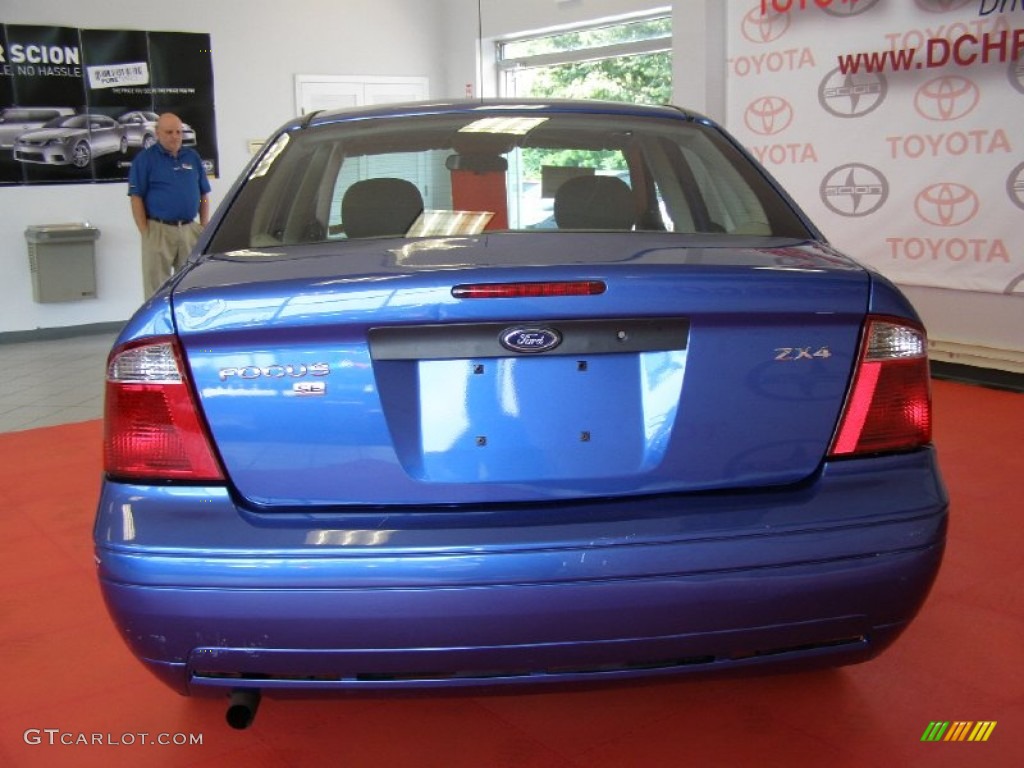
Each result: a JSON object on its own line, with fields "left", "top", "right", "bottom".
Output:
{"left": 225, "top": 688, "right": 261, "bottom": 730}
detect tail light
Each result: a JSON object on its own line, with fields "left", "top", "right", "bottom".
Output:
{"left": 829, "top": 316, "right": 932, "bottom": 457}
{"left": 452, "top": 280, "right": 606, "bottom": 299}
{"left": 104, "top": 338, "right": 224, "bottom": 481}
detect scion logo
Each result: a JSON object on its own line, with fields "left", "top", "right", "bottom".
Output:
{"left": 744, "top": 96, "right": 794, "bottom": 136}
{"left": 1011, "top": 57, "right": 1024, "bottom": 96}
{"left": 818, "top": 68, "right": 887, "bottom": 118}
{"left": 914, "top": 183, "right": 980, "bottom": 227}
{"left": 913, "top": 0, "right": 974, "bottom": 11}
{"left": 741, "top": 5, "right": 790, "bottom": 45}
{"left": 914, "top": 76, "right": 979, "bottom": 122}
{"left": 822, "top": 0, "right": 882, "bottom": 17}
{"left": 1008, "top": 161, "right": 1024, "bottom": 211}
{"left": 820, "top": 164, "right": 889, "bottom": 218}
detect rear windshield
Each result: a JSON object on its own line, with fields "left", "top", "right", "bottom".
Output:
{"left": 208, "top": 109, "right": 810, "bottom": 253}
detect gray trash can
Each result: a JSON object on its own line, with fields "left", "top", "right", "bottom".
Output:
{"left": 25, "top": 223, "right": 100, "bottom": 303}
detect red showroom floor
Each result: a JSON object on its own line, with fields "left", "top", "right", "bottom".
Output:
{"left": 0, "top": 378, "right": 1021, "bottom": 767}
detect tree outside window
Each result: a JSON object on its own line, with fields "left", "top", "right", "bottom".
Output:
{"left": 498, "top": 15, "right": 672, "bottom": 105}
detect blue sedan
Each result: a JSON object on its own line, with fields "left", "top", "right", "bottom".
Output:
{"left": 94, "top": 100, "right": 946, "bottom": 729}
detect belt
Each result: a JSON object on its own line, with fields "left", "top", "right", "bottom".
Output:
{"left": 149, "top": 217, "right": 195, "bottom": 226}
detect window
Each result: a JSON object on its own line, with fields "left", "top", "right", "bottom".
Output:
{"left": 207, "top": 107, "right": 810, "bottom": 255}
{"left": 497, "top": 11, "right": 672, "bottom": 105}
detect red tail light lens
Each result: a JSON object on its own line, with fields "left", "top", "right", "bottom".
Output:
{"left": 452, "top": 281, "right": 606, "bottom": 299}
{"left": 829, "top": 317, "right": 932, "bottom": 457}
{"left": 104, "top": 339, "right": 224, "bottom": 481}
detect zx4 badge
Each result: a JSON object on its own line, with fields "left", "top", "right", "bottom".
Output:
{"left": 775, "top": 346, "right": 832, "bottom": 361}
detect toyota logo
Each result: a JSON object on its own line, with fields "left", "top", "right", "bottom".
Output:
{"left": 1008, "top": 162, "right": 1024, "bottom": 212}
{"left": 914, "top": 183, "right": 979, "bottom": 227}
{"left": 741, "top": 6, "right": 790, "bottom": 45}
{"left": 818, "top": 68, "right": 888, "bottom": 118}
{"left": 822, "top": 0, "right": 882, "bottom": 16}
{"left": 820, "top": 164, "right": 889, "bottom": 218}
{"left": 914, "top": 76, "right": 979, "bottom": 122}
{"left": 913, "top": 0, "right": 975, "bottom": 11}
{"left": 1011, "top": 57, "right": 1024, "bottom": 96}
{"left": 744, "top": 96, "right": 794, "bottom": 136}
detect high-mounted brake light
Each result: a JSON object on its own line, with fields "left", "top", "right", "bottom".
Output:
{"left": 104, "top": 338, "right": 224, "bottom": 481}
{"left": 829, "top": 317, "right": 932, "bottom": 457}
{"left": 452, "top": 280, "right": 606, "bottom": 299}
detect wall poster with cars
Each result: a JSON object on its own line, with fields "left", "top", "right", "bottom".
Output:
{"left": 0, "top": 24, "right": 218, "bottom": 185}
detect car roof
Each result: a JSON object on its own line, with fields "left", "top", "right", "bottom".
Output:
{"left": 293, "top": 99, "right": 711, "bottom": 133}
{"left": 1, "top": 106, "right": 74, "bottom": 115}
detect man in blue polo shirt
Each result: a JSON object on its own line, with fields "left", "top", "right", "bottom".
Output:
{"left": 128, "top": 112, "right": 211, "bottom": 296}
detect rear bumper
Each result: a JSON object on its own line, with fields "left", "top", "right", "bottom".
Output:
{"left": 94, "top": 449, "right": 947, "bottom": 695}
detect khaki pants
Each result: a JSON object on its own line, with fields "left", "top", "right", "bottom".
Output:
{"left": 141, "top": 220, "right": 202, "bottom": 296}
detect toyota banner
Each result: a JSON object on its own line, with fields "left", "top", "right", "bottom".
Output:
{"left": 0, "top": 24, "right": 217, "bottom": 185}
{"left": 727, "top": 0, "right": 1023, "bottom": 295}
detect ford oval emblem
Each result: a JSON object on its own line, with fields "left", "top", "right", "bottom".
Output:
{"left": 500, "top": 326, "right": 562, "bottom": 354}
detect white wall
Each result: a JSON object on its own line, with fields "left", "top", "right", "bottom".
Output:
{"left": 672, "top": 1, "right": 726, "bottom": 121}
{"left": 0, "top": 0, "right": 448, "bottom": 335}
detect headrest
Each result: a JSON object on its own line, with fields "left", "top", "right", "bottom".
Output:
{"left": 342, "top": 178, "right": 424, "bottom": 238}
{"left": 553, "top": 175, "right": 635, "bottom": 230}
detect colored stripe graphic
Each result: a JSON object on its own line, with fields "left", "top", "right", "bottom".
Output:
{"left": 921, "top": 721, "right": 996, "bottom": 742}
{"left": 946, "top": 722, "right": 972, "bottom": 741}
{"left": 968, "top": 722, "right": 997, "bottom": 742}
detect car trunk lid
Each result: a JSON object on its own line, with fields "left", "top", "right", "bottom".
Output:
{"left": 173, "top": 234, "right": 868, "bottom": 507}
